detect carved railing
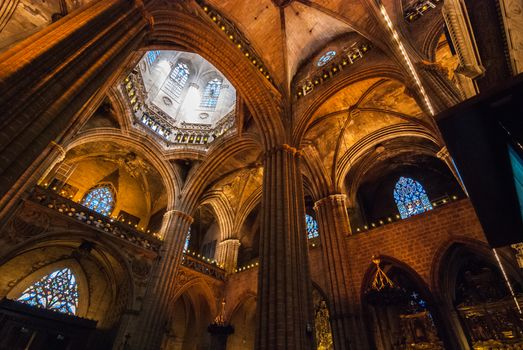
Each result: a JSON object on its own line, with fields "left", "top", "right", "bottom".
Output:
{"left": 123, "top": 73, "right": 236, "bottom": 146}
{"left": 29, "top": 186, "right": 162, "bottom": 252}
{"left": 404, "top": 0, "right": 442, "bottom": 23}
{"left": 28, "top": 187, "right": 229, "bottom": 279}
{"left": 181, "top": 254, "right": 226, "bottom": 281}
{"left": 295, "top": 41, "right": 371, "bottom": 99}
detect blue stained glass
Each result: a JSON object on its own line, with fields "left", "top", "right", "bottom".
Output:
{"left": 169, "top": 62, "right": 190, "bottom": 98}
{"left": 184, "top": 228, "right": 191, "bottom": 251}
{"left": 82, "top": 185, "right": 115, "bottom": 216}
{"left": 306, "top": 214, "right": 319, "bottom": 239}
{"left": 146, "top": 50, "right": 160, "bottom": 65}
{"left": 17, "top": 268, "right": 79, "bottom": 315}
{"left": 393, "top": 177, "right": 433, "bottom": 219}
{"left": 317, "top": 50, "right": 336, "bottom": 67}
{"left": 200, "top": 78, "right": 222, "bottom": 109}
{"left": 407, "top": 291, "right": 431, "bottom": 317}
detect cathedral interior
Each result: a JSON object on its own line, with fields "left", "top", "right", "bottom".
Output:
{"left": 0, "top": 0, "right": 523, "bottom": 349}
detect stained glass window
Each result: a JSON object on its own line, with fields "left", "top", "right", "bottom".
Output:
{"left": 167, "top": 62, "right": 190, "bottom": 98}
{"left": 184, "top": 227, "right": 191, "bottom": 251}
{"left": 200, "top": 78, "right": 222, "bottom": 109}
{"left": 17, "top": 268, "right": 79, "bottom": 315}
{"left": 146, "top": 50, "right": 160, "bottom": 65}
{"left": 306, "top": 214, "right": 319, "bottom": 239}
{"left": 82, "top": 185, "right": 115, "bottom": 216}
{"left": 317, "top": 50, "right": 336, "bottom": 67}
{"left": 393, "top": 177, "right": 433, "bottom": 219}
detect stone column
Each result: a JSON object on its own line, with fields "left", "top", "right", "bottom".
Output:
{"left": 255, "top": 145, "right": 314, "bottom": 350}
{"left": 416, "top": 61, "right": 464, "bottom": 113}
{"left": 314, "top": 194, "right": 367, "bottom": 350}
{"left": 129, "top": 209, "right": 194, "bottom": 350}
{"left": 499, "top": 0, "right": 523, "bottom": 75}
{"left": 0, "top": 140, "right": 67, "bottom": 228}
{"left": 215, "top": 238, "right": 241, "bottom": 273}
{"left": 0, "top": 0, "right": 148, "bottom": 209}
{"left": 442, "top": 0, "right": 485, "bottom": 98}
{"left": 437, "top": 146, "right": 468, "bottom": 195}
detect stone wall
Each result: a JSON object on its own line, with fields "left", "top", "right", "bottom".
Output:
{"left": 346, "top": 198, "right": 487, "bottom": 298}
{"left": 225, "top": 198, "right": 489, "bottom": 307}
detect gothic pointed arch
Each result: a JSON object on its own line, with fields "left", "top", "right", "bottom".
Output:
{"left": 167, "top": 61, "right": 191, "bottom": 99}
{"left": 6, "top": 259, "right": 90, "bottom": 318}
{"left": 200, "top": 77, "right": 223, "bottom": 110}
{"left": 305, "top": 213, "right": 319, "bottom": 239}
{"left": 434, "top": 242, "right": 523, "bottom": 348}
{"left": 149, "top": 9, "right": 286, "bottom": 149}
{"left": 393, "top": 176, "right": 433, "bottom": 219}
{"left": 16, "top": 267, "right": 79, "bottom": 315}
{"left": 361, "top": 256, "right": 453, "bottom": 350}
{"left": 82, "top": 183, "right": 116, "bottom": 216}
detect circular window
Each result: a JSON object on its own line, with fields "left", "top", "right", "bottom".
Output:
{"left": 199, "top": 113, "right": 209, "bottom": 119}
{"left": 317, "top": 50, "right": 336, "bottom": 67}
{"left": 162, "top": 96, "right": 173, "bottom": 105}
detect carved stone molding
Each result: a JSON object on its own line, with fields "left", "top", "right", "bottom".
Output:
{"left": 442, "top": 0, "right": 484, "bottom": 98}
{"left": 511, "top": 242, "right": 523, "bottom": 268}
{"left": 499, "top": 0, "right": 523, "bottom": 74}
{"left": 442, "top": 0, "right": 485, "bottom": 78}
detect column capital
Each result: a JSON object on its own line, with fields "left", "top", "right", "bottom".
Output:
{"left": 219, "top": 238, "right": 241, "bottom": 246}
{"left": 49, "top": 141, "right": 66, "bottom": 162}
{"left": 133, "top": 0, "right": 154, "bottom": 30}
{"left": 265, "top": 144, "right": 302, "bottom": 158}
{"left": 163, "top": 209, "right": 194, "bottom": 224}
{"left": 436, "top": 146, "right": 450, "bottom": 160}
{"left": 313, "top": 194, "right": 347, "bottom": 211}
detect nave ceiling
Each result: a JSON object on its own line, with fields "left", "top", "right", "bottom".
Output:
{"left": 0, "top": 0, "right": 460, "bottom": 235}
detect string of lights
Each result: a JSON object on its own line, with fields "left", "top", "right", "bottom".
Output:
{"left": 378, "top": 3, "right": 435, "bottom": 116}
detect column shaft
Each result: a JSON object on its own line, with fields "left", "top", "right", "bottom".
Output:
{"left": 0, "top": 0, "right": 147, "bottom": 205}
{"left": 216, "top": 239, "right": 241, "bottom": 273}
{"left": 314, "top": 194, "right": 368, "bottom": 350}
{"left": 255, "top": 145, "right": 314, "bottom": 350}
{"left": 416, "top": 61, "right": 464, "bottom": 113}
{"left": 131, "top": 209, "right": 194, "bottom": 350}
{"left": 437, "top": 146, "right": 468, "bottom": 195}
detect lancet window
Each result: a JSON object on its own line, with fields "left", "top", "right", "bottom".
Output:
{"left": 200, "top": 78, "right": 222, "bottom": 109}
{"left": 146, "top": 50, "right": 160, "bottom": 65}
{"left": 306, "top": 214, "right": 319, "bottom": 239}
{"left": 184, "top": 228, "right": 191, "bottom": 251}
{"left": 168, "top": 62, "right": 190, "bottom": 98}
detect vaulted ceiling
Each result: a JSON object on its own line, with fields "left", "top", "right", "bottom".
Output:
{"left": 1, "top": 0, "right": 458, "bottom": 222}
{"left": 204, "top": 0, "right": 388, "bottom": 88}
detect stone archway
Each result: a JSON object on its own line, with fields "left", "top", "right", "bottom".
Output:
{"left": 361, "top": 257, "right": 449, "bottom": 350}
{"left": 437, "top": 243, "right": 523, "bottom": 349}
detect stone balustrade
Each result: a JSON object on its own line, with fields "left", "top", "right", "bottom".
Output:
{"left": 30, "top": 186, "right": 162, "bottom": 252}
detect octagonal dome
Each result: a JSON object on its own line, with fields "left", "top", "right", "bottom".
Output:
{"left": 123, "top": 50, "right": 237, "bottom": 146}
